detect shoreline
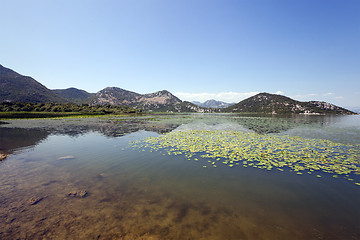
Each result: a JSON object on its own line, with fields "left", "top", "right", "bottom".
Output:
{"left": 0, "top": 153, "right": 9, "bottom": 161}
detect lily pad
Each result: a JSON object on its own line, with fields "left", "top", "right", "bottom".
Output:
{"left": 133, "top": 130, "right": 360, "bottom": 185}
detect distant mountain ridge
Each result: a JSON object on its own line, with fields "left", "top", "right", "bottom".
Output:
{"left": 224, "top": 92, "right": 355, "bottom": 115}
{"left": 92, "top": 87, "right": 212, "bottom": 112}
{"left": 192, "top": 99, "right": 234, "bottom": 108}
{"left": 0, "top": 64, "right": 356, "bottom": 114}
{"left": 52, "top": 88, "right": 95, "bottom": 104}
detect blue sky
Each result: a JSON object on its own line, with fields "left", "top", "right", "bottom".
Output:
{"left": 1, "top": 0, "right": 359, "bottom": 107}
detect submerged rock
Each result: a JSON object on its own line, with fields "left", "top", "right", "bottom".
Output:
{"left": 67, "top": 190, "right": 87, "bottom": 198}
{"left": 28, "top": 196, "right": 45, "bottom": 205}
{"left": 57, "top": 155, "right": 75, "bottom": 160}
{"left": 97, "top": 172, "right": 111, "bottom": 179}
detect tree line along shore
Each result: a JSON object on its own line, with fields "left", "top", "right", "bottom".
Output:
{"left": 0, "top": 102, "right": 141, "bottom": 118}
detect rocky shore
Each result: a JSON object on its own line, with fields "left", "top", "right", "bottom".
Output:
{"left": 0, "top": 153, "right": 9, "bottom": 161}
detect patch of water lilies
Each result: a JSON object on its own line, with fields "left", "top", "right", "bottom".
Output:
{"left": 132, "top": 130, "right": 360, "bottom": 186}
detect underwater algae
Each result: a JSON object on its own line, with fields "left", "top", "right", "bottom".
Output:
{"left": 134, "top": 130, "right": 360, "bottom": 185}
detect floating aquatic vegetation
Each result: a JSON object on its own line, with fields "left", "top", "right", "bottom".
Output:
{"left": 132, "top": 130, "right": 360, "bottom": 186}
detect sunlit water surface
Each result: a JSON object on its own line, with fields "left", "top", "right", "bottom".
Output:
{"left": 0, "top": 114, "right": 359, "bottom": 239}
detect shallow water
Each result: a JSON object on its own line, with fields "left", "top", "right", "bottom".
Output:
{"left": 0, "top": 114, "right": 359, "bottom": 239}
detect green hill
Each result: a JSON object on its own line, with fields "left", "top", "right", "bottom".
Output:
{"left": 224, "top": 92, "right": 355, "bottom": 115}
{"left": 52, "top": 88, "right": 95, "bottom": 104}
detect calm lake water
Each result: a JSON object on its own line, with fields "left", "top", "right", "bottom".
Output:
{"left": 0, "top": 114, "right": 359, "bottom": 239}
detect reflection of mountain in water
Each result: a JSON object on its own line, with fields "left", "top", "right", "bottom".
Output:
{"left": 235, "top": 117, "right": 300, "bottom": 134}
{"left": 171, "top": 115, "right": 304, "bottom": 134}
{"left": 0, "top": 128, "right": 49, "bottom": 154}
{"left": 1, "top": 117, "right": 181, "bottom": 137}
{"left": 233, "top": 115, "right": 345, "bottom": 134}
{"left": 0, "top": 118, "right": 182, "bottom": 154}
{"left": 167, "top": 114, "right": 345, "bottom": 134}
{"left": 89, "top": 119, "right": 181, "bottom": 137}
{"left": 1, "top": 114, "right": 352, "bottom": 155}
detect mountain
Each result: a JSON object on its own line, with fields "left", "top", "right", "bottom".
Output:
{"left": 224, "top": 92, "right": 355, "bottom": 115}
{"left": 347, "top": 107, "right": 360, "bottom": 114}
{"left": 192, "top": 99, "right": 234, "bottom": 108}
{"left": 0, "top": 65, "right": 355, "bottom": 114}
{"left": 0, "top": 64, "right": 66, "bottom": 103}
{"left": 92, "top": 87, "right": 213, "bottom": 112}
{"left": 52, "top": 88, "right": 95, "bottom": 104}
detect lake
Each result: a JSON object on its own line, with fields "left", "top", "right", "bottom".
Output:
{"left": 0, "top": 114, "right": 359, "bottom": 239}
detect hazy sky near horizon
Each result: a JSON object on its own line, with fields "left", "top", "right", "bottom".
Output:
{"left": 1, "top": 0, "right": 359, "bottom": 107}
